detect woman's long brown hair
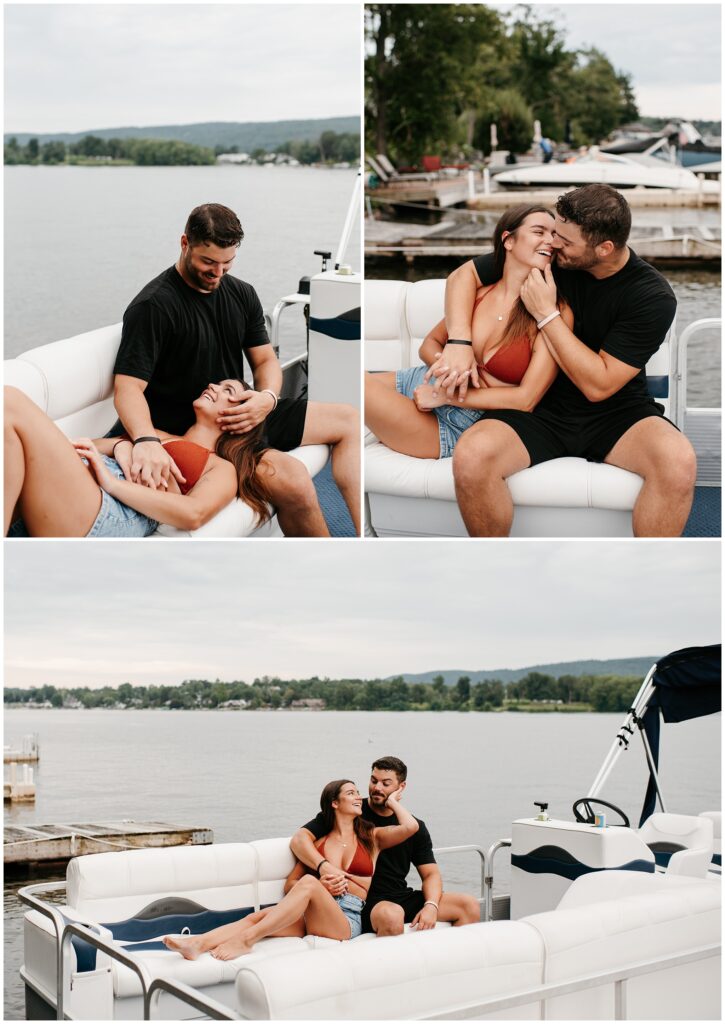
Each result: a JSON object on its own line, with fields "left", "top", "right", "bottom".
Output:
{"left": 214, "top": 381, "right": 272, "bottom": 525}
{"left": 490, "top": 204, "right": 560, "bottom": 352}
{"left": 319, "top": 779, "right": 375, "bottom": 857}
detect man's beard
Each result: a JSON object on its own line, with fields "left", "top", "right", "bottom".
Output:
{"left": 183, "top": 252, "right": 222, "bottom": 291}
{"left": 556, "top": 249, "right": 598, "bottom": 271}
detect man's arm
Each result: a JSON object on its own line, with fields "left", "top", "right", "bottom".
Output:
{"left": 521, "top": 265, "right": 643, "bottom": 402}
{"left": 113, "top": 375, "right": 183, "bottom": 489}
{"left": 412, "top": 863, "right": 443, "bottom": 931}
{"left": 289, "top": 827, "right": 347, "bottom": 895}
{"left": 216, "top": 344, "right": 283, "bottom": 435}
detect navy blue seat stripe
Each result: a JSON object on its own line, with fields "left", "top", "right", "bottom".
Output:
{"left": 646, "top": 375, "right": 669, "bottom": 398}
{"left": 310, "top": 314, "right": 360, "bottom": 341}
{"left": 71, "top": 905, "right": 256, "bottom": 972}
{"left": 512, "top": 852, "right": 655, "bottom": 881}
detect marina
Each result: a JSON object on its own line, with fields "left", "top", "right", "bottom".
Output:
{"left": 11, "top": 647, "right": 721, "bottom": 1020}
{"left": 4, "top": 734, "right": 40, "bottom": 763}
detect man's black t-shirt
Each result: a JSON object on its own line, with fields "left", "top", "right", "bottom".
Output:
{"left": 302, "top": 798, "right": 436, "bottom": 906}
{"left": 472, "top": 249, "right": 676, "bottom": 419}
{"left": 114, "top": 266, "right": 270, "bottom": 435}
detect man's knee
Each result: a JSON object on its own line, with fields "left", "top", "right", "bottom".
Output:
{"left": 4, "top": 386, "right": 30, "bottom": 422}
{"left": 262, "top": 453, "right": 316, "bottom": 506}
{"left": 645, "top": 433, "right": 697, "bottom": 494}
{"left": 370, "top": 902, "right": 404, "bottom": 936}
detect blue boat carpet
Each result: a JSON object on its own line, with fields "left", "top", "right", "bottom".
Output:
{"left": 313, "top": 460, "right": 357, "bottom": 538}
{"left": 683, "top": 487, "right": 721, "bottom": 538}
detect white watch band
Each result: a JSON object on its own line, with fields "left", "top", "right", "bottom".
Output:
{"left": 536, "top": 309, "right": 561, "bottom": 330}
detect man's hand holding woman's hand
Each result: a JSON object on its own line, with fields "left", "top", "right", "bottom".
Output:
{"left": 423, "top": 344, "right": 480, "bottom": 402}
{"left": 129, "top": 440, "right": 185, "bottom": 491}
{"left": 217, "top": 390, "right": 276, "bottom": 435}
{"left": 318, "top": 863, "right": 348, "bottom": 896}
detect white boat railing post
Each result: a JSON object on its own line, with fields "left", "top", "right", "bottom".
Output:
{"left": 145, "top": 976, "right": 239, "bottom": 1020}
{"left": 16, "top": 882, "right": 68, "bottom": 1020}
{"left": 333, "top": 168, "right": 362, "bottom": 270}
{"left": 588, "top": 668, "right": 657, "bottom": 798}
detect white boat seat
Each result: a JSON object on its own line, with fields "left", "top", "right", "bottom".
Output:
{"left": 364, "top": 278, "right": 673, "bottom": 538}
{"left": 638, "top": 812, "right": 714, "bottom": 877}
{"left": 699, "top": 811, "right": 722, "bottom": 871}
{"left": 4, "top": 324, "right": 329, "bottom": 538}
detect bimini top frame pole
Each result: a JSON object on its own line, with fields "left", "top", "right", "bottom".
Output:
{"left": 333, "top": 168, "right": 362, "bottom": 271}
{"left": 588, "top": 662, "right": 661, "bottom": 801}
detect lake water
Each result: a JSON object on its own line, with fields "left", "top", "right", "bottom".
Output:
{"left": 4, "top": 165, "right": 361, "bottom": 361}
{"left": 3, "top": 707, "right": 720, "bottom": 1019}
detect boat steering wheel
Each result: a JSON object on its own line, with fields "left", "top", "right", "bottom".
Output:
{"left": 572, "top": 798, "right": 630, "bottom": 828}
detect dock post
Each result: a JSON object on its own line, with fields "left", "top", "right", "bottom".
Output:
{"left": 467, "top": 169, "right": 475, "bottom": 200}
{"left": 483, "top": 168, "right": 490, "bottom": 195}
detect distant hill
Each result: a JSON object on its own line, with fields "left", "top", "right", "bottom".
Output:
{"left": 5, "top": 117, "right": 359, "bottom": 152}
{"left": 392, "top": 657, "right": 657, "bottom": 686}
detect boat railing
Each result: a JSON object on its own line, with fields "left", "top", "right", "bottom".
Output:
{"left": 422, "top": 942, "right": 720, "bottom": 1020}
{"left": 432, "top": 844, "right": 489, "bottom": 918}
{"left": 145, "top": 975, "right": 239, "bottom": 1020}
{"left": 484, "top": 838, "right": 512, "bottom": 921}
{"left": 673, "top": 316, "right": 722, "bottom": 428}
{"left": 59, "top": 920, "right": 154, "bottom": 1020}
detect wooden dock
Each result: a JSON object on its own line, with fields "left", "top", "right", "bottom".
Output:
{"left": 4, "top": 821, "right": 214, "bottom": 876}
{"left": 365, "top": 217, "right": 721, "bottom": 267}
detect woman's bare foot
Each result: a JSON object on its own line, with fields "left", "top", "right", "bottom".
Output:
{"left": 210, "top": 937, "right": 254, "bottom": 960}
{"left": 163, "top": 934, "right": 204, "bottom": 960}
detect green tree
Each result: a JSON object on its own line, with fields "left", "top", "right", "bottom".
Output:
{"left": 366, "top": 4, "right": 503, "bottom": 163}
{"left": 568, "top": 49, "right": 636, "bottom": 144}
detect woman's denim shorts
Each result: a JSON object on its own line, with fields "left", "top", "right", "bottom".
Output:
{"left": 334, "top": 893, "right": 364, "bottom": 939}
{"left": 8, "top": 456, "right": 158, "bottom": 538}
{"left": 396, "top": 365, "right": 485, "bottom": 459}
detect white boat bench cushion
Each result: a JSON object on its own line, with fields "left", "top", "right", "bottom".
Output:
{"left": 4, "top": 325, "right": 329, "bottom": 538}
{"left": 523, "top": 874, "right": 721, "bottom": 1020}
{"left": 364, "top": 278, "right": 671, "bottom": 537}
{"left": 235, "top": 920, "right": 544, "bottom": 1019}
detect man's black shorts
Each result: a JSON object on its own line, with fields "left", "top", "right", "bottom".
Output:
{"left": 361, "top": 889, "right": 425, "bottom": 934}
{"left": 263, "top": 397, "right": 308, "bottom": 452}
{"left": 482, "top": 401, "right": 671, "bottom": 466}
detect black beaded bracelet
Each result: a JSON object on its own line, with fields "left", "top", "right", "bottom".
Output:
{"left": 446, "top": 338, "right": 473, "bottom": 346}
{"left": 132, "top": 436, "right": 162, "bottom": 446}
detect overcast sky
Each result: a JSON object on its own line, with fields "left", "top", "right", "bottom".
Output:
{"left": 4, "top": 541, "right": 720, "bottom": 689}
{"left": 493, "top": 2, "right": 721, "bottom": 120}
{"left": 4, "top": 3, "right": 361, "bottom": 134}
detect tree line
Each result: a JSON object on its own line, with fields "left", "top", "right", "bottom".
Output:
{"left": 4, "top": 130, "right": 359, "bottom": 167}
{"left": 4, "top": 672, "right": 642, "bottom": 713}
{"left": 366, "top": 4, "right": 640, "bottom": 163}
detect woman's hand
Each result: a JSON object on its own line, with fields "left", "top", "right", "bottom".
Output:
{"left": 385, "top": 786, "right": 405, "bottom": 808}
{"left": 413, "top": 384, "right": 445, "bottom": 412}
{"left": 73, "top": 439, "right": 119, "bottom": 494}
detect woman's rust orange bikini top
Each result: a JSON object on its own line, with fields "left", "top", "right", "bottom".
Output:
{"left": 472, "top": 284, "right": 532, "bottom": 385}
{"left": 317, "top": 835, "right": 374, "bottom": 877}
{"left": 161, "top": 440, "right": 212, "bottom": 495}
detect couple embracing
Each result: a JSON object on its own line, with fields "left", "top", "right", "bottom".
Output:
{"left": 366, "top": 183, "right": 696, "bottom": 537}
{"left": 164, "top": 756, "right": 478, "bottom": 960}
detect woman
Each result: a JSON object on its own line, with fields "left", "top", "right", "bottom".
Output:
{"left": 163, "top": 779, "right": 418, "bottom": 960}
{"left": 4, "top": 379, "right": 271, "bottom": 537}
{"left": 365, "top": 204, "right": 573, "bottom": 459}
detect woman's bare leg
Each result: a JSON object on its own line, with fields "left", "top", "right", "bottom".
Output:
{"left": 163, "top": 907, "right": 305, "bottom": 960}
{"left": 210, "top": 875, "right": 349, "bottom": 960}
{"left": 365, "top": 373, "right": 440, "bottom": 458}
{"left": 300, "top": 402, "right": 361, "bottom": 534}
{"left": 4, "top": 387, "right": 103, "bottom": 536}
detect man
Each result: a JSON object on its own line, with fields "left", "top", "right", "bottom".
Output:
{"left": 290, "top": 756, "right": 480, "bottom": 936}
{"left": 112, "top": 203, "right": 360, "bottom": 536}
{"left": 435, "top": 184, "right": 696, "bottom": 537}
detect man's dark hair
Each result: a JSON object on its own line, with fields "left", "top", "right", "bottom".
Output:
{"left": 555, "top": 184, "right": 631, "bottom": 249}
{"left": 371, "top": 755, "right": 407, "bottom": 783}
{"left": 184, "top": 203, "right": 244, "bottom": 248}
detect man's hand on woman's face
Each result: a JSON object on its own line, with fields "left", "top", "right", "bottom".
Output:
{"left": 217, "top": 390, "right": 275, "bottom": 435}
{"left": 521, "top": 263, "right": 557, "bottom": 322}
